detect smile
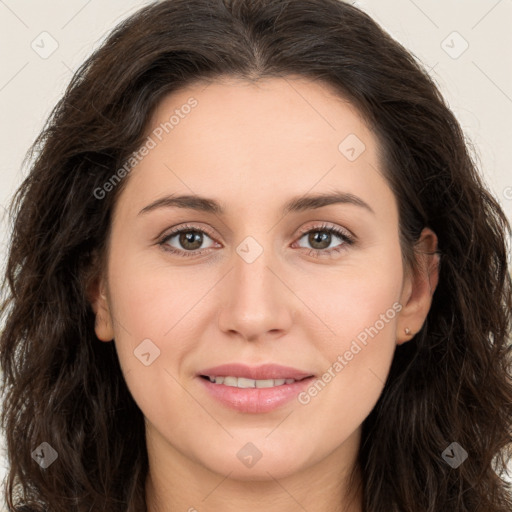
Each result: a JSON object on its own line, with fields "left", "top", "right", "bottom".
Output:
{"left": 202, "top": 375, "right": 300, "bottom": 387}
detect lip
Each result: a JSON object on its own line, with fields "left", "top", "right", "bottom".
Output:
{"left": 198, "top": 363, "right": 314, "bottom": 381}
{"left": 197, "top": 363, "right": 315, "bottom": 413}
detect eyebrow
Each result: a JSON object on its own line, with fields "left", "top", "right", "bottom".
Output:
{"left": 138, "top": 190, "right": 375, "bottom": 216}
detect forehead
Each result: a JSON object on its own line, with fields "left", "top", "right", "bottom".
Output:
{"left": 149, "top": 75, "right": 371, "bottom": 149}
{"left": 112, "top": 76, "right": 395, "bottom": 223}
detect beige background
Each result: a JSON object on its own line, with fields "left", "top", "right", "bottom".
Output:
{"left": 1, "top": 0, "right": 511, "bottom": 505}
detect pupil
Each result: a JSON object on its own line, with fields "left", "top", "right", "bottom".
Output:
{"left": 310, "top": 231, "right": 330, "bottom": 249}
{"left": 180, "top": 231, "right": 202, "bottom": 250}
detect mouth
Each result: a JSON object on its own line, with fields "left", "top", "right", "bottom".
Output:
{"left": 197, "top": 363, "right": 316, "bottom": 413}
{"left": 198, "top": 362, "right": 314, "bottom": 381}
{"left": 199, "top": 374, "right": 311, "bottom": 388}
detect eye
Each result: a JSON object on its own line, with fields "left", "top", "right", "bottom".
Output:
{"left": 158, "top": 223, "right": 218, "bottom": 258}
{"left": 294, "top": 222, "right": 355, "bottom": 258}
{"left": 158, "top": 222, "right": 355, "bottom": 258}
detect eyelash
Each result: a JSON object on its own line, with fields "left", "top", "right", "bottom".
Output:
{"left": 158, "top": 222, "right": 355, "bottom": 259}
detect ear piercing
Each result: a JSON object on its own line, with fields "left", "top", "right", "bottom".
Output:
{"left": 404, "top": 327, "right": 411, "bottom": 335}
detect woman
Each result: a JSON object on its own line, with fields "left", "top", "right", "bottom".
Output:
{"left": 1, "top": 0, "right": 511, "bottom": 511}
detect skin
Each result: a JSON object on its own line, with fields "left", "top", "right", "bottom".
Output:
{"left": 89, "top": 76, "right": 439, "bottom": 512}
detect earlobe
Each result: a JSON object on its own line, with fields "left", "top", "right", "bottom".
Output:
{"left": 396, "top": 227, "right": 440, "bottom": 345}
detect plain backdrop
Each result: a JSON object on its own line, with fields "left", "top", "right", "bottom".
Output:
{"left": 1, "top": 0, "right": 511, "bottom": 506}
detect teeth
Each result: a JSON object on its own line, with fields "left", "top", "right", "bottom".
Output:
{"left": 206, "top": 376, "right": 297, "bottom": 388}
{"left": 224, "top": 376, "right": 238, "bottom": 387}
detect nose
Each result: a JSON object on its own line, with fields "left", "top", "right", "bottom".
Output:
{"left": 217, "top": 237, "right": 295, "bottom": 342}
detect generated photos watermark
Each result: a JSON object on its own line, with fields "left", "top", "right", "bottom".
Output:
{"left": 93, "top": 97, "right": 198, "bottom": 200}
{"left": 297, "top": 301, "right": 403, "bottom": 405}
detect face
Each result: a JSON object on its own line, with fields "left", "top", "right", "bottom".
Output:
{"left": 90, "top": 76, "right": 438, "bottom": 484}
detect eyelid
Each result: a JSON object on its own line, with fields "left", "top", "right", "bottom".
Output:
{"left": 157, "top": 222, "right": 218, "bottom": 242}
{"left": 295, "top": 221, "right": 353, "bottom": 240}
{"left": 158, "top": 221, "right": 355, "bottom": 258}
{"left": 159, "top": 221, "right": 354, "bottom": 242}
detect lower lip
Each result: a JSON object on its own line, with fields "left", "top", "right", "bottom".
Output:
{"left": 198, "top": 376, "right": 315, "bottom": 413}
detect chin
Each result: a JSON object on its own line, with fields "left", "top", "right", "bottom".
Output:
{"left": 196, "top": 441, "right": 309, "bottom": 481}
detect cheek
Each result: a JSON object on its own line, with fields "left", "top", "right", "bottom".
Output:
{"left": 105, "top": 251, "right": 200, "bottom": 413}
{"left": 108, "top": 245, "right": 204, "bottom": 340}
{"left": 297, "top": 256, "right": 402, "bottom": 432}
{"left": 307, "top": 248, "right": 403, "bottom": 351}
{"left": 297, "top": 308, "right": 397, "bottom": 452}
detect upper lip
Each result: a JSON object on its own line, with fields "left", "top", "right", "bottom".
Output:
{"left": 198, "top": 363, "right": 314, "bottom": 381}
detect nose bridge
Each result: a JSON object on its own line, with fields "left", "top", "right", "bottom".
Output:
{"left": 232, "top": 232, "right": 278, "bottom": 303}
{"left": 217, "top": 230, "right": 294, "bottom": 339}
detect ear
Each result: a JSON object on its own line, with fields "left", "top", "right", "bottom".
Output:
{"left": 87, "top": 271, "right": 115, "bottom": 343}
{"left": 396, "top": 227, "right": 440, "bottom": 345}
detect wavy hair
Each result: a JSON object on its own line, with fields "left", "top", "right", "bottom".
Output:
{"left": 1, "top": 0, "right": 511, "bottom": 510}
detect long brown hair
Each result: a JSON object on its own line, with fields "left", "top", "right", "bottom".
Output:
{"left": 1, "top": 1, "right": 511, "bottom": 510}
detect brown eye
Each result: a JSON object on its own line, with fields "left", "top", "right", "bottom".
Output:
{"left": 159, "top": 224, "right": 217, "bottom": 257}
{"left": 304, "top": 230, "right": 334, "bottom": 250}
{"left": 295, "top": 224, "right": 354, "bottom": 256}
{"left": 175, "top": 230, "right": 205, "bottom": 251}
{"left": 158, "top": 222, "right": 354, "bottom": 259}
